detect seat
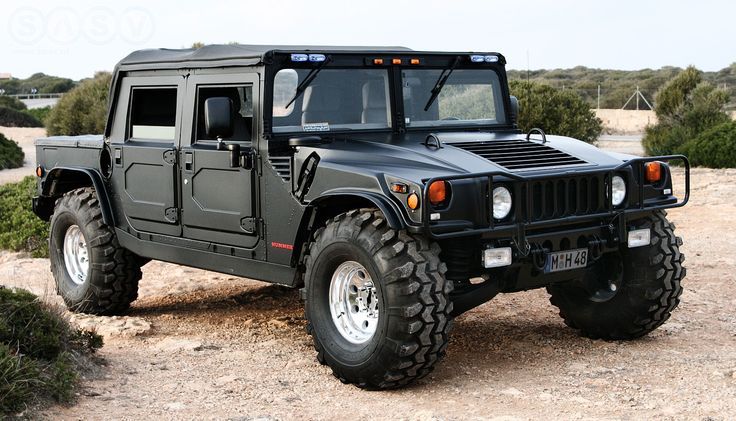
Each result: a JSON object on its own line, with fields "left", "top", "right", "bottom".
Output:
{"left": 301, "top": 85, "right": 342, "bottom": 124}
{"left": 361, "top": 81, "right": 388, "bottom": 124}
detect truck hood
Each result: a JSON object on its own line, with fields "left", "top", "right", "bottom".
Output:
{"left": 303, "top": 131, "right": 630, "bottom": 183}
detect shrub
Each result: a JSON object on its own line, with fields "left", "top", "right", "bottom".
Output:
{"left": 0, "top": 96, "right": 27, "bottom": 111}
{"left": 0, "top": 133, "right": 25, "bottom": 170}
{"left": 0, "top": 288, "right": 103, "bottom": 414}
{"left": 0, "top": 107, "right": 43, "bottom": 128}
{"left": 46, "top": 72, "right": 111, "bottom": 136}
{"left": 509, "top": 80, "right": 603, "bottom": 144}
{"left": 0, "top": 176, "right": 49, "bottom": 257}
{"left": 681, "top": 121, "right": 736, "bottom": 168}
{"left": 643, "top": 66, "right": 730, "bottom": 156}
{"left": 23, "top": 106, "right": 52, "bottom": 126}
{"left": 0, "top": 73, "right": 75, "bottom": 95}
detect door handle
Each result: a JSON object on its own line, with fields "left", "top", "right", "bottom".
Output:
{"left": 184, "top": 152, "right": 193, "bottom": 172}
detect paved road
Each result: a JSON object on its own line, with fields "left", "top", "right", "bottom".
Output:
{"left": 21, "top": 98, "right": 59, "bottom": 109}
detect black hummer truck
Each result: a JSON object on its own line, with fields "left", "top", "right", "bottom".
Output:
{"left": 32, "top": 45, "right": 689, "bottom": 389}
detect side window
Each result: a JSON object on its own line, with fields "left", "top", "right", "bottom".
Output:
{"left": 272, "top": 69, "right": 298, "bottom": 117}
{"left": 129, "top": 87, "right": 177, "bottom": 140}
{"left": 195, "top": 85, "right": 253, "bottom": 142}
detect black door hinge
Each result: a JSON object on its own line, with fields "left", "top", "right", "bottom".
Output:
{"left": 163, "top": 149, "right": 177, "bottom": 165}
{"left": 240, "top": 217, "right": 263, "bottom": 235}
{"left": 165, "top": 207, "right": 179, "bottom": 223}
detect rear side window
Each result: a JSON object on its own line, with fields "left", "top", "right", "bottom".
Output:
{"left": 129, "top": 87, "right": 177, "bottom": 140}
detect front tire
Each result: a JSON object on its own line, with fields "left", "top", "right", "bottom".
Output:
{"left": 304, "top": 209, "right": 453, "bottom": 389}
{"left": 49, "top": 188, "right": 142, "bottom": 315}
{"left": 547, "top": 210, "right": 685, "bottom": 339}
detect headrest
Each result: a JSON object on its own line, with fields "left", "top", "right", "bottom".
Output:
{"left": 302, "top": 85, "right": 342, "bottom": 112}
{"left": 362, "top": 81, "right": 386, "bottom": 109}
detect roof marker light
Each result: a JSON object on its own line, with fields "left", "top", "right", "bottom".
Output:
{"left": 484, "top": 55, "right": 499, "bottom": 63}
{"left": 291, "top": 54, "right": 308, "bottom": 62}
{"left": 392, "top": 58, "right": 402, "bottom": 65}
{"left": 470, "top": 55, "right": 485, "bottom": 63}
{"left": 410, "top": 58, "right": 420, "bottom": 65}
{"left": 373, "top": 58, "right": 384, "bottom": 65}
{"left": 308, "top": 54, "right": 326, "bottom": 62}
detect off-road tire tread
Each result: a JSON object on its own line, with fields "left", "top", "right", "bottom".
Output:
{"left": 304, "top": 208, "right": 453, "bottom": 389}
{"left": 50, "top": 188, "right": 141, "bottom": 315}
{"left": 547, "top": 210, "right": 685, "bottom": 340}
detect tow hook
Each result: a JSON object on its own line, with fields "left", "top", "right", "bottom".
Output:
{"left": 531, "top": 245, "right": 547, "bottom": 271}
{"left": 588, "top": 236, "right": 606, "bottom": 262}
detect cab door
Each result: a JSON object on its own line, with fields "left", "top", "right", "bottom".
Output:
{"left": 179, "top": 72, "right": 260, "bottom": 249}
{"left": 109, "top": 75, "right": 185, "bottom": 237}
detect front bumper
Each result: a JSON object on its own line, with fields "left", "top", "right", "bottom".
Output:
{"left": 420, "top": 155, "right": 690, "bottom": 242}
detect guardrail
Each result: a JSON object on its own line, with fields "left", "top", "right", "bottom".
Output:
{"left": 2, "top": 93, "right": 64, "bottom": 100}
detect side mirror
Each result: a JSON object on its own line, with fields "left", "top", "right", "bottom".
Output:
{"left": 509, "top": 96, "right": 519, "bottom": 124}
{"left": 204, "top": 97, "right": 234, "bottom": 140}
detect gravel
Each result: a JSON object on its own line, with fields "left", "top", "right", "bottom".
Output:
{"left": 0, "top": 131, "right": 734, "bottom": 419}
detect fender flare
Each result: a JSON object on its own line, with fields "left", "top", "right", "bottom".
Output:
{"left": 308, "top": 190, "right": 407, "bottom": 230}
{"left": 41, "top": 167, "right": 116, "bottom": 226}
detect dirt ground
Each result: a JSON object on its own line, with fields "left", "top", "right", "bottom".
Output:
{"left": 1, "top": 129, "right": 735, "bottom": 419}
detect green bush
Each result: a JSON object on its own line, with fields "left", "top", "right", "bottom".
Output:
{"left": 0, "top": 73, "right": 75, "bottom": 95}
{"left": 643, "top": 66, "right": 730, "bottom": 156}
{"left": 509, "top": 80, "right": 603, "bottom": 144}
{"left": 0, "top": 133, "right": 25, "bottom": 170}
{"left": 46, "top": 72, "right": 111, "bottom": 136}
{"left": 23, "top": 106, "right": 52, "bottom": 125}
{"left": 0, "top": 288, "right": 102, "bottom": 414}
{"left": 0, "top": 107, "right": 43, "bottom": 128}
{"left": 681, "top": 121, "right": 736, "bottom": 168}
{"left": 0, "top": 177, "right": 49, "bottom": 258}
{"left": 0, "top": 96, "right": 27, "bottom": 111}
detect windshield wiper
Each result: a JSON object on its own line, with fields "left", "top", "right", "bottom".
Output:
{"left": 284, "top": 56, "right": 332, "bottom": 110}
{"left": 423, "top": 55, "right": 461, "bottom": 111}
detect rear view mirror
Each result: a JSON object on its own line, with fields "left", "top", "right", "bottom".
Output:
{"left": 204, "top": 97, "right": 234, "bottom": 139}
{"left": 509, "top": 96, "right": 519, "bottom": 123}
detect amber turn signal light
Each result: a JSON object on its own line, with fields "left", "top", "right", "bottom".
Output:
{"left": 390, "top": 182, "right": 408, "bottom": 194}
{"left": 35, "top": 166, "right": 44, "bottom": 177}
{"left": 428, "top": 181, "right": 447, "bottom": 205}
{"left": 407, "top": 193, "right": 420, "bottom": 210}
{"left": 645, "top": 161, "right": 662, "bottom": 183}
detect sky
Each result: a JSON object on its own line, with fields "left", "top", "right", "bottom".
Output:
{"left": 2, "top": 0, "right": 735, "bottom": 80}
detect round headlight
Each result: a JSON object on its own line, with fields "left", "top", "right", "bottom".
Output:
{"left": 611, "top": 175, "right": 626, "bottom": 206}
{"left": 493, "top": 186, "right": 512, "bottom": 219}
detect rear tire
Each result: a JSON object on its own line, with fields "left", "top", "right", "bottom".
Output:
{"left": 547, "top": 210, "right": 685, "bottom": 339}
{"left": 49, "top": 188, "right": 142, "bottom": 315}
{"left": 304, "top": 209, "right": 453, "bottom": 389}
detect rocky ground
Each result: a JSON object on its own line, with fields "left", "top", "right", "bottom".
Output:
{"left": 1, "top": 128, "right": 735, "bottom": 419}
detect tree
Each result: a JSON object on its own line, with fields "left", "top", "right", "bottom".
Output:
{"left": 45, "top": 72, "right": 111, "bottom": 136}
{"left": 643, "top": 66, "right": 730, "bottom": 156}
{"left": 509, "top": 80, "right": 603, "bottom": 144}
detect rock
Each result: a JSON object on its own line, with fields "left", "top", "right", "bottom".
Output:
{"left": 500, "top": 387, "right": 523, "bottom": 397}
{"left": 163, "top": 402, "right": 186, "bottom": 411}
{"left": 70, "top": 314, "right": 151, "bottom": 338}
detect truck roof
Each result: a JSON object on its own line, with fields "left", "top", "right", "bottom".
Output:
{"left": 117, "top": 44, "right": 414, "bottom": 71}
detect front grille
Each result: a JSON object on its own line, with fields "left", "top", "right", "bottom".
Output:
{"left": 268, "top": 156, "right": 292, "bottom": 181}
{"left": 450, "top": 139, "right": 588, "bottom": 170}
{"left": 528, "top": 175, "right": 608, "bottom": 221}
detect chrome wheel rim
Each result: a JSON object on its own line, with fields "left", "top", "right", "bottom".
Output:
{"left": 329, "top": 261, "right": 379, "bottom": 344}
{"left": 63, "top": 225, "right": 89, "bottom": 285}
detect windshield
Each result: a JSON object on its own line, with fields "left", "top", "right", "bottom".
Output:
{"left": 402, "top": 69, "right": 506, "bottom": 128}
{"left": 272, "top": 68, "right": 391, "bottom": 133}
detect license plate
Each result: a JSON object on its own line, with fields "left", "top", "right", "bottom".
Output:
{"left": 545, "top": 248, "right": 588, "bottom": 273}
